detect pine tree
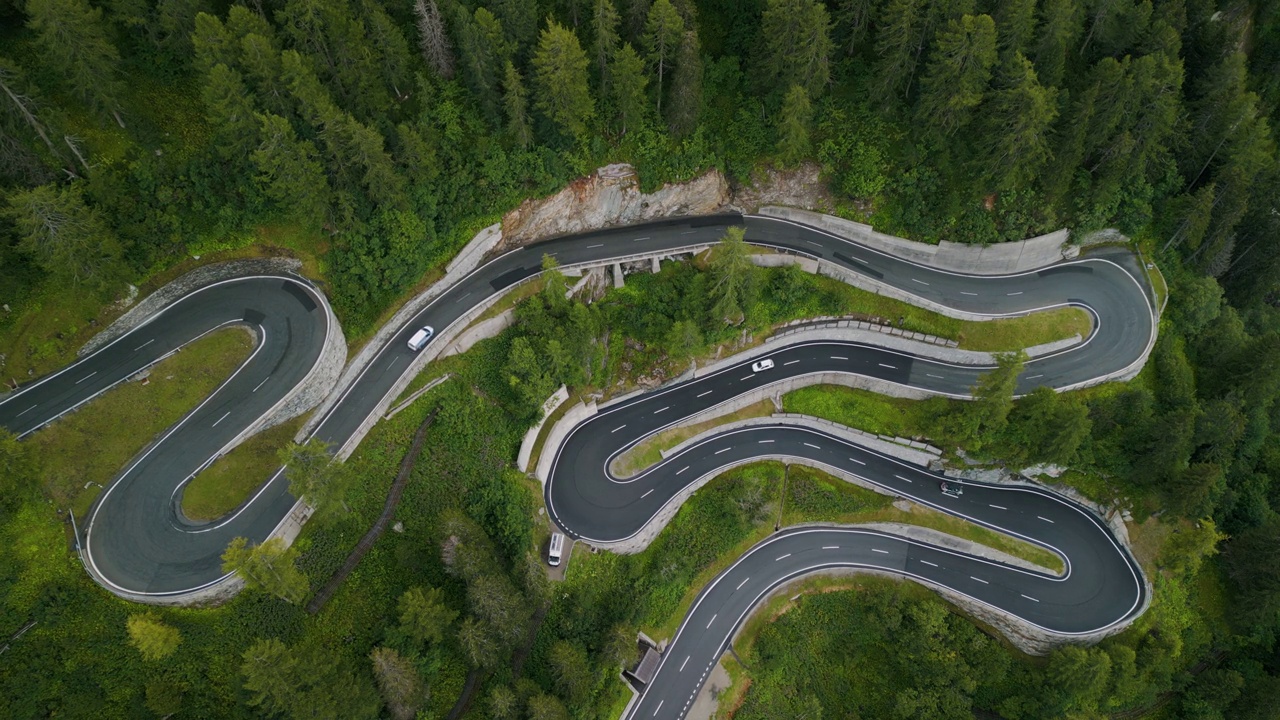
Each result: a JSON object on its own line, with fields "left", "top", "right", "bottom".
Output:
{"left": 362, "top": 0, "right": 414, "bottom": 99}
{"left": 532, "top": 20, "right": 595, "bottom": 140}
{"left": 871, "top": 0, "right": 925, "bottom": 105}
{"left": 279, "top": 439, "right": 351, "bottom": 520}
{"left": 191, "top": 11, "right": 236, "bottom": 74}
{"left": 368, "top": 647, "right": 426, "bottom": 720}
{"left": 708, "top": 226, "right": 757, "bottom": 325}
{"left": 1032, "top": 0, "right": 1084, "bottom": 87}
{"left": 221, "top": 537, "right": 309, "bottom": 604}
{"left": 994, "top": 0, "right": 1038, "bottom": 55}
{"left": 398, "top": 585, "right": 459, "bottom": 645}
{"left": 5, "top": 182, "right": 125, "bottom": 294}
{"left": 592, "top": 0, "right": 621, "bottom": 85}
{"left": 126, "top": 613, "right": 182, "bottom": 661}
{"left": 831, "top": 0, "right": 876, "bottom": 55}
{"left": 202, "top": 64, "right": 260, "bottom": 163}
{"left": 414, "top": 0, "right": 454, "bottom": 79}
{"left": 491, "top": 0, "right": 541, "bottom": 55}
{"left": 976, "top": 52, "right": 1059, "bottom": 190}
{"left": 776, "top": 84, "right": 813, "bottom": 166}
{"left": 503, "top": 61, "right": 533, "bottom": 148}
{"left": 610, "top": 42, "right": 648, "bottom": 134}
{"left": 252, "top": 113, "right": 331, "bottom": 227}
{"left": 761, "top": 0, "right": 834, "bottom": 99}
{"left": 915, "top": 14, "right": 998, "bottom": 137}
{"left": 459, "top": 7, "right": 511, "bottom": 124}
{"left": 666, "top": 29, "right": 702, "bottom": 136}
{"left": 643, "top": 0, "right": 684, "bottom": 116}
{"left": 25, "top": 0, "right": 126, "bottom": 127}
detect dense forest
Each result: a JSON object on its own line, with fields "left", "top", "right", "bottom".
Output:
{"left": 2, "top": 0, "right": 1280, "bottom": 718}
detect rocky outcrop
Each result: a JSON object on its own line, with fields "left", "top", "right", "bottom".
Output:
{"left": 498, "top": 164, "right": 730, "bottom": 249}
{"left": 731, "top": 162, "right": 842, "bottom": 214}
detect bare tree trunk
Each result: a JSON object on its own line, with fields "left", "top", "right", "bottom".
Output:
{"left": 415, "top": 0, "right": 454, "bottom": 80}
{"left": 0, "top": 68, "right": 73, "bottom": 173}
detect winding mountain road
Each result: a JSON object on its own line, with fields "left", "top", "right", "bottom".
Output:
{"left": 0, "top": 213, "right": 1155, "bottom": 719}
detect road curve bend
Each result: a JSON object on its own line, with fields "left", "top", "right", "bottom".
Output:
{"left": 0, "top": 213, "right": 1154, "bottom": 695}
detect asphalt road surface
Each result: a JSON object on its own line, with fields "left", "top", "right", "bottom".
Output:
{"left": 0, "top": 214, "right": 1153, "bottom": 718}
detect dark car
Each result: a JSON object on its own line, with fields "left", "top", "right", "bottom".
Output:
{"left": 940, "top": 481, "right": 964, "bottom": 498}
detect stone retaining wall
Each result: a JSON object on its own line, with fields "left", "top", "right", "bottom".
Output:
{"left": 756, "top": 206, "right": 1078, "bottom": 274}
{"left": 518, "top": 386, "right": 569, "bottom": 472}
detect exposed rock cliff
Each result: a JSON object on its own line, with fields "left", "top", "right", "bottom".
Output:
{"left": 498, "top": 163, "right": 730, "bottom": 250}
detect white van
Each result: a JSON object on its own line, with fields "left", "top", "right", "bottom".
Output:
{"left": 548, "top": 532, "right": 565, "bottom": 567}
{"left": 407, "top": 325, "right": 435, "bottom": 351}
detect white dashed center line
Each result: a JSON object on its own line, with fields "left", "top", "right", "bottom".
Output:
{"left": 736, "top": 577, "right": 750, "bottom": 590}
{"left": 1026, "top": 374, "right": 1043, "bottom": 380}
{"left": 776, "top": 554, "right": 791, "bottom": 561}
{"left": 759, "top": 439, "right": 774, "bottom": 444}
{"left": 252, "top": 376, "right": 271, "bottom": 393}
{"left": 970, "top": 576, "right": 989, "bottom": 584}
{"left": 822, "top": 545, "right": 839, "bottom": 550}
{"left": 912, "top": 278, "right": 929, "bottom": 285}
{"left": 784, "top": 359, "right": 800, "bottom": 365}
{"left": 642, "top": 489, "right": 655, "bottom": 498}
{"left": 927, "top": 373, "right": 944, "bottom": 379}
{"left": 989, "top": 504, "right": 1007, "bottom": 510}
{"left": 740, "top": 374, "right": 755, "bottom": 381}
{"left": 75, "top": 371, "right": 97, "bottom": 384}
{"left": 1037, "top": 516, "right": 1055, "bottom": 523}
{"left": 677, "top": 466, "right": 689, "bottom": 475}
{"left": 1021, "top": 594, "right": 1040, "bottom": 602}
{"left": 612, "top": 425, "right": 627, "bottom": 433}
{"left": 872, "top": 548, "right": 889, "bottom": 554}
{"left": 921, "top": 560, "right": 939, "bottom": 567}
{"left": 697, "top": 390, "right": 713, "bottom": 397}
{"left": 893, "top": 474, "right": 914, "bottom": 484}
{"left": 1007, "top": 291, "right": 1023, "bottom": 296}
{"left": 212, "top": 411, "right": 230, "bottom": 427}
{"left": 960, "top": 291, "right": 978, "bottom": 296}
{"left": 654, "top": 406, "right": 669, "bottom": 414}
{"left": 849, "top": 457, "right": 866, "bottom": 465}
{"left": 17, "top": 404, "right": 37, "bottom": 416}
{"left": 134, "top": 339, "right": 155, "bottom": 351}
{"left": 803, "top": 442, "right": 820, "bottom": 449}
{"left": 706, "top": 614, "right": 717, "bottom": 629}
{"left": 680, "top": 656, "right": 691, "bottom": 671}
{"left": 878, "top": 363, "right": 896, "bottom": 369}
{"left": 455, "top": 292, "right": 471, "bottom": 303}
{"left": 831, "top": 355, "right": 849, "bottom": 360}
{"left": 636, "top": 236, "right": 652, "bottom": 241}
{"left": 653, "top": 700, "right": 663, "bottom": 716}
{"left": 587, "top": 243, "right": 603, "bottom": 248}
{"left": 807, "top": 241, "right": 823, "bottom": 247}
{"left": 715, "top": 448, "right": 731, "bottom": 454}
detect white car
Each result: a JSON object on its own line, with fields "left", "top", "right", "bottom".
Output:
{"left": 751, "top": 358, "right": 775, "bottom": 373}
{"left": 407, "top": 326, "right": 435, "bottom": 351}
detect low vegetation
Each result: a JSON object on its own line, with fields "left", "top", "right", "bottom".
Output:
{"left": 181, "top": 417, "right": 306, "bottom": 522}
{"left": 25, "top": 328, "right": 253, "bottom": 517}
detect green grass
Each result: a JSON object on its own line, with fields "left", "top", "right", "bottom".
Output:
{"left": 610, "top": 400, "right": 776, "bottom": 477}
{"left": 795, "top": 272, "right": 1092, "bottom": 351}
{"left": 181, "top": 416, "right": 305, "bottom": 522}
{"left": 27, "top": 328, "right": 254, "bottom": 517}
{"left": 782, "top": 385, "right": 948, "bottom": 438}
